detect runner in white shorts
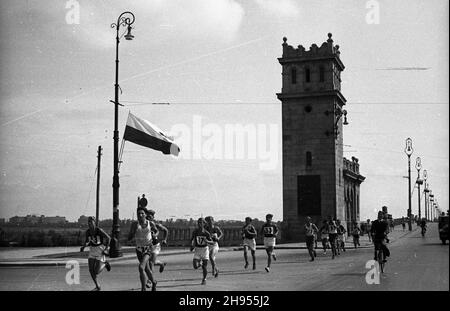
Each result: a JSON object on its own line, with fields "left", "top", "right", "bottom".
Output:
{"left": 80, "top": 216, "right": 111, "bottom": 291}
{"left": 241, "top": 217, "right": 257, "bottom": 270}
{"left": 128, "top": 207, "right": 157, "bottom": 291}
{"left": 190, "top": 218, "right": 214, "bottom": 285}
{"left": 145, "top": 209, "right": 168, "bottom": 273}
{"left": 205, "top": 216, "right": 223, "bottom": 278}
{"left": 260, "top": 214, "right": 279, "bottom": 272}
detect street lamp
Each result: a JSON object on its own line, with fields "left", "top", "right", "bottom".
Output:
{"left": 404, "top": 138, "right": 413, "bottom": 231}
{"left": 109, "top": 11, "right": 135, "bottom": 258}
{"left": 415, "top": 157, "right": 423, "bottom": 221}
{"left": 429, "top": 193, "right": 434, "bottom": 222}
{"left": 423, "top": 170, "right": 428, "bottom": 221}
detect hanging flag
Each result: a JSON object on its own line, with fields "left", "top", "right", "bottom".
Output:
{"left": 123, "top": 112, "right": 180, "bottom": 156}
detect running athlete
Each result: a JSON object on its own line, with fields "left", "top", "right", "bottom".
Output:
{"left": 241, "top": 217, "right": 257, "bottom": 270}
{"left": 319, "top": 220, "right": 330, "bottom": 254}
{"left": 260, "top": 214, "right": 279, "bottom": 272}
{"left": 305, "top": 217, "right": 318, "bottom": 261}
{"left": 190, "top": 218, "right": 215, "bottom": 285}
{"left": 336, "top": 219, "right": 347, "bottom": 254}
{"left": 128, "top": 207, "right": 157, "bottom": 291}
{"left": 370, "top": 211, "right": 390, "bottom": 263}
{"left": 351, "top": 223, "right": 361, "bottom": 249}
{"left": 80, "top": 216, "right": 111, "bottom": 291}
{"left": 205, "top": 216, "right": 223, "bottom": 278}
{"left": 146, "top": 209, "right": 168, "bottom": 273}
{"left": 328, "top": 218, "right": 338, "bottom": 259}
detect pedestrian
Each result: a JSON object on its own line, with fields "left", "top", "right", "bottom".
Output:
{"left": 319, "top": 220, "right": 330, "bottom": 254}
{"left": 205, "top": 216, "right": 223, "bottom": 278}
{"left": 351, "top": 223, "right": 361, "bottom": 249}
{"left": 401, "top": 217, "right": 406, "bottom": 231}
{"left": 190, "top": 218, "right": 214, "bottom": 285}
{"left": 128, "top": 207, "right": 157, "bottom": 291}
{"left": 241, "top": 217, "right": 257, "bottom": 270}
{"left": 305, "top": 217, "right": 318, "bottom": 261}
{"left": 261, "top": 214, "right": 279, "bottom": 272}
{"left": 366, "top": 219, "right": 372, "bottom": 242}
{"left": 80, "top": 216, "right": 111, "bottom": 291}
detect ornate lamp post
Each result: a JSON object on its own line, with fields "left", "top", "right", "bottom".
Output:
{"left": 404, "top": 138, "right": 413, "bottom": 231}
{"left": 423, "top": 170, "right": 428, "bottom": 221}
{"left": 429, "top": 193, "right": 434, "bottom": 222}
{"left": 109, "top": 11, "right": 135, "bottom": 258}
{"left": 415, "top": 157, "right": 422, "bottom": 221}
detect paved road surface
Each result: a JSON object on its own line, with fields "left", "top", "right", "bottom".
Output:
{"left": 0, "top": 224, "right": 447, "bottom": 291}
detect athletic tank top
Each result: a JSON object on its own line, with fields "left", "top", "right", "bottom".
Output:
{"left": 86, "top": 228, "right": 103, "bottom": 247}
{"left": 135, "top": 220, "right": 152, "bottom": 247}
{"left": 305, "top": 223, "right": 315, "bottom": 237}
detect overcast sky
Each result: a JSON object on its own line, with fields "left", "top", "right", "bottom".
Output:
{"left": 0, "top": 0, "right": 448, "bottom": 223}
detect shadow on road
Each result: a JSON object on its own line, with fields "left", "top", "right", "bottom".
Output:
{"left": 331, "top": 273, "right": 366, "bottom": 277}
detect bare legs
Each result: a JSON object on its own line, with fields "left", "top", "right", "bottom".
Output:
{"left": 193, "top": 259, "right": 208, "bottom": 284}
{"left": 243, "top": 246, "right": 256, "bottom": 269}
{"left": 88, "top": 258, "right": 105, "bottom": 290}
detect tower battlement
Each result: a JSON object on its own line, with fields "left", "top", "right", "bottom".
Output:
{"left": 282, "top": 33, "right": 340, "bottom": 58}
{"left": 280, "top": 33, "right": 344, "bottom": 71}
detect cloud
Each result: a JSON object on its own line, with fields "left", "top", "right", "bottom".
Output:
{"left": 70, "top": 0, "right": 245, "bottom": 47}
{"left": 376, "top": 67, "right": 430, "bottom": 71}
{"left": 254, "top": 0, "right": 300, "bottom": 17}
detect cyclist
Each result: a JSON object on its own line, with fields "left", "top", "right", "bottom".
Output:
{"left": 370, "top": 211, "right": 390, "bottom": 263}
{"left": 420, "top": 218, "right": 427, "bottom": 236}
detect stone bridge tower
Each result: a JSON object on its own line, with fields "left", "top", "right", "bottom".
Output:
{"left": 276, "top": 33, "right": 349, "bottom": 241}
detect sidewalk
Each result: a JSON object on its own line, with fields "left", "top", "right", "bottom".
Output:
{"left": 0, "top": 226, "right": 416, "bottom": 266}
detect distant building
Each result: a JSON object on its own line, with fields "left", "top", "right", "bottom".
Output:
{"left": 0, "top": 218, "right": 5, "bottom": 224}
{"left": 41, "top": 216, "right": 66, "bottom": 224}
{"left": 9, "top": 216, "right": 27, "bottom": 224}
{"left": 25, "top": 215, "right": 43, "bottom": 224}
{"left": 78, "top": 215, "right": 90, "bottom": 225}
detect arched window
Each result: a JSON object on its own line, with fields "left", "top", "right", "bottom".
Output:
{"left": 306, "top": 151, "right": 312, "bottom": 167}
{"left": 291, "top": 67, "right": 297, "bottom": 84}
{"left": 305, "top": 67, "right": 311, "bottom": 83}
{"left": 319, "top": 66, "right": 325, "bottom": 82}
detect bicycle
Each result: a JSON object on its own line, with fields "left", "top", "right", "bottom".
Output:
{"left": 375, "top": 243, "right": 385, "bottom": 273}
{"left": 421, "top": 226, "right": 426, "bottom": 237}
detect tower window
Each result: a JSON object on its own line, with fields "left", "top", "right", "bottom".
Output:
{"left": 291, "top": 67, "right": 297, "bottom": 84}
{"left": 319, "top": 66, "right": 325, "bottom": 82}
{"left": 306, "top": 151, "right": 312, "bottom": 167}
{"left": 305, "top": 68, "right": 311, "bottom": 83}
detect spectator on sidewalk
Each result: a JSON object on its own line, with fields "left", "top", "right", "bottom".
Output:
{"left": 365, "top": 219, "right": 372, "bottom": 242}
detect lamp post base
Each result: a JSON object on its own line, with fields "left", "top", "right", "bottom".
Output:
{"left": 109, "top": 235, "right": 123, "bottom": 258}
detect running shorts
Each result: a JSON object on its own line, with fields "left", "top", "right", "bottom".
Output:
{"left": 89, "top": 245, "right": 106, "bottom": 263}
{"left": 209, "top": 242, "right": 219, "bottom": 260}
{"left": 151, "top": 243, "right": 161, "bottom": 256}
{"left": 264, "top": 237, "right": 276, "bottom": 248}
{"left": 243, "top": 238, "right": 256, "bottom": 251}
{"left": 193, "top": 246, "right": 209, "bottom": 261}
